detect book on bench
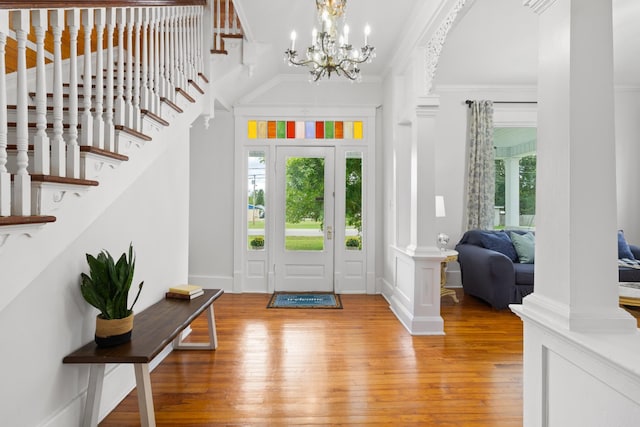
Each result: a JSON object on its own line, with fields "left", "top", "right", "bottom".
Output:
{"left": 166, "top": 284, "right": 204, "bottom": 300}
{"left": 166, "top": 289, "right": 204, "bottom": 300}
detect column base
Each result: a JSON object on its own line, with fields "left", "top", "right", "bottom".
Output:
{"left": 388, "top": 246, "right": 451, "bottom": 335}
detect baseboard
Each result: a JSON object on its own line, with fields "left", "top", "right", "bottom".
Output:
{"left": 188, "top": 274, "right": 234, "bottom": 292}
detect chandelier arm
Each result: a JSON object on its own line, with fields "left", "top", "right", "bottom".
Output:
{"left": 336, "top": 64, "right": 358, "bottom": 81}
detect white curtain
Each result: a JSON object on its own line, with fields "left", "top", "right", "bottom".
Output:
{"left": 466, "top": 100, "right": 495, "bottom": 230}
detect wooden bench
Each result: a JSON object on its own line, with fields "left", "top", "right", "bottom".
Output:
{"left": 63, "top": 288, "right": 224, "bottom": 427}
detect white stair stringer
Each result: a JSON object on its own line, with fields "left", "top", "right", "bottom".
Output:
{"left": 0, "top": 84, "right": 208, "bottom": 314}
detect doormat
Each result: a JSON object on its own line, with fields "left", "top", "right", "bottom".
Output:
{"left": 267, "top": 292, "right": 343, "bottom": 309}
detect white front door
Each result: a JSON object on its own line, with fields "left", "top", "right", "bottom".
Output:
{"left": 274, "top": 146, "right": 335, "bottom": 292}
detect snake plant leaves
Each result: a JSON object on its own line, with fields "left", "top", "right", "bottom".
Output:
{"left": 79, "top": 243, "right": 144, "bottom": 320}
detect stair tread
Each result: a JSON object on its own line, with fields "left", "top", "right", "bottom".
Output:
{"left": 176, "top": 87, "right": 196, "bottom": 103}
{"left": 188, "top": 80, "right": 205, "bottom": 95}
{"left": 114, "top": 125, "right": 153, "bottom": 141}
{"left": 79, "top": 146, "right": 129, "bottom": 162}
{"left": 0, "top": 215, "right": 56, "bottom": 226}
{"left": 160, "top": 97, "right": 183, "bottom": 113}
{"left": 30, "top": 174, "right": 99, "bottom": 186}
{"left": 141, "top": 109, "right": 169, "bottom": 127}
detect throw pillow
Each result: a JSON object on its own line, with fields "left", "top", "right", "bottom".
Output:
{"left": 477, "top": 231, "right": 518, "bottom": 262}
{"left": 510, "top": 231, "right": 535, "bottom": 264}
{"left": 618, "top": 230, "right": 635, "bottom": 260}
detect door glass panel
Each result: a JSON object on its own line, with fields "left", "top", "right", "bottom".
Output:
{"left": 285, "top": 157, "right": 325, "bottom": 251}
{"left": 248, "top": 151, "right": 266, "bottom": 250}
{"left": 345, "top": 152, "right": 362, "bottom": 250}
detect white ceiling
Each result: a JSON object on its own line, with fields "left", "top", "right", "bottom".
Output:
{"left": 232, "top": 0, "right": 640, "bottom": 88}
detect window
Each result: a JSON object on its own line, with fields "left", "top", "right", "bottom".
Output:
{"left": 248, "top": 151, "right": 266, "bottom": 250}
{"left": 494, "top": 127, "right": 537, "bottom": 229}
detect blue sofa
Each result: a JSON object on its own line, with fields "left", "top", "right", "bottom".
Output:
{"left": 455, "top": 229, "right": 640, "bottom": 309}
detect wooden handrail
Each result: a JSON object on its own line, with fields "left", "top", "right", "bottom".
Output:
{"left": 0, "top": 1, "right": 206, "bottom": 9}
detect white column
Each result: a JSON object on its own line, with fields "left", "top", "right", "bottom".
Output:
{"left": 518, "top": 0, "right": 635, "bottom": 332}
{"left": 11, "top": 11, "right": 30, "bottom": 215}
{"left": 31, "top": 10, "right": 50, "bottom": 175}
{"left": 124, "top": 8, "right": 134, "bottom": 128}
{"left": 49, "top": 10, "right": 66, "bottom": 177}
{"left": 93, "top": 8, "right": 106, "bottom": 150}
{"left": 389, "top": 95, "right": 448, "bottom": 335}
{"left": 158, "top": 8, "right": 166, "bottom": 100}
{"left": 406, "top": 96, "right": 441, "bottom": 256}
{"left": 504, "top": 157, "right": 520, "bottom": 227}
{"left": 132, "top": 7, "right": 142, "bottom": 131}
{"left": 104, "top": 8, "right": 116, "bottom": 152}
{"left": 0, "top": 11, "right": 10, "bottom": 216}
{"left": 66, "top": 9, "right": 81, "bottom": 179}
{"left": 80, "top": 9, "right": 94, "bottom": 147}
{"left": 114, "top": 8, "right": 126, "bottom": 127}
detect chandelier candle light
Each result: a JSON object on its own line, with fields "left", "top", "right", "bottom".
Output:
{"left": 285, "top": 0, "right": 375, "bottom": 82}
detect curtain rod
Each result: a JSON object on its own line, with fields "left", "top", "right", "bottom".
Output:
{"left": 465, "top": 100, "right": 537, "bottom": 107}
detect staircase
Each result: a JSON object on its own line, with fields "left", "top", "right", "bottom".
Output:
{"left": 0, "top": 4, "right": 210, "bottom": 234}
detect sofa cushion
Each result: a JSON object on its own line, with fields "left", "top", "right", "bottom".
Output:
{"left": 510, "top": 231, "right": 535, "bottom": 264}
{"left": 618, "top": 230, "right": 635, "bottom": 260}
{"left": 514, "top": 263, "right": 535, "bottom": 285}
{"left": 477, "top": 230, "right": 518, "bottom": 262}
{"left": 619, "top": 267, "right": 640, "bottom": 283}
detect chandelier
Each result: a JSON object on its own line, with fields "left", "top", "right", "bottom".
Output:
{"left": 284, "top": 0, "right": 375, "bottom": 82}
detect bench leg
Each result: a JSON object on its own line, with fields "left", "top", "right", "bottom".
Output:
{"left": 173, "top": 304, "right": 218, "bottom": 350}
{"left": 134, "top": 364, "right": 156, "bottom": 427}
{"left": 82, "top": 364, "right": 105, "bottom": 427}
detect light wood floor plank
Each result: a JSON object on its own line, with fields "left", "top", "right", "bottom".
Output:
{"left": 100, "top": 291, "right": 524, "bottom": 426}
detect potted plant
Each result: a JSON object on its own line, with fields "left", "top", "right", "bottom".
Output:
{"left": 250, "top": 236, "right": 265, "bottom": 249}
{"left": 80, "top": 243, "right": 144, "bottom": 347}
{"left": 345, "top": 237, "right": 361, "bottom": 250}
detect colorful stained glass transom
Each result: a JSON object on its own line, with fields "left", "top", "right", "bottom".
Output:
{"left": 247, "top": 120, "right": 364, "bottom": 140}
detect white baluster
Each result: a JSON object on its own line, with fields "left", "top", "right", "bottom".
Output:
{"left": 67, "top": 9, "right": 81, "bottom": 179}
{"left": 125, "top": 8, "right": 134, "bottom": 128}
{"left": 187, "top": 7, "right": 195, "bottom": 83}
{"left": 81, "top": 9, "right": 94, "bottom": 147}
{"left": 0, "top": 11, "right": 10, "bottom": 216}
{"left": 141, "top": 8, "right": 151, "bottom": 112}
{"left": 167, "top": 8, "right": 176, "bottom": 102}
{"left": 151, "top": 8, "right": 161, "bottom": 114}
{"left": 216, "top": 0, "right": 221, "bottom": 51}
{"left": 198, "top": 6, "right": 205, "bottom": 79}
{"left": 132, "top": 8, "right": 142, "bottom": 131}
{"left": 114, "top": 8, "right": 126, "bottom": 127}
{"left": 104, "top": 8, "right": 116, "bottom": 152}
{"left": 175, "top": 8, "right": 182, "bottom": 90}
{"left": 93, "top": 8, "right": 106, "bottom": 150}
{"left": 158, "top": 7, "right": 167, "bottom": 100}
{"left": 32, "top": 10, "right": 50, "bottom": 176}
{"left": 11, "top": 10, "right": 31, "bottom": 215}
{"left": 178, "top": 7, "right": 186, "bottom": 90}
{"left": 49, "top": 10, "right": 66, "bottom": 177}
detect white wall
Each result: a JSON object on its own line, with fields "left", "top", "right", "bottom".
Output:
{"left": 0, "top": 133, "right": 190, "bottom": 426}
{"left": 189, "top": 111, "right": 236, "bottom": 290}
{"left": 189, "top": 79, "right": 383, "bottom": 293}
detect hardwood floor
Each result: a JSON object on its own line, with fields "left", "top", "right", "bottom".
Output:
{"left": 100, "top": 291, "right": 524, "bottom": 426}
